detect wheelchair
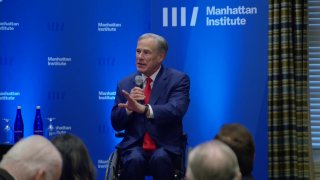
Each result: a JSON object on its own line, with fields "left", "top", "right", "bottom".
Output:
{"left": 105, "top": 132, "right": 188, "bottom": 180}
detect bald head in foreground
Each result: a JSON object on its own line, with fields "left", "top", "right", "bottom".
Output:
{"left": 0, "top": 135, "right": 62, "bottom": 180}
{"left": 186, "top": 140, "right": 241, "bottom": 180}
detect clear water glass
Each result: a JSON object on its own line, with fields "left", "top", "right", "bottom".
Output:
{"left": 2, "top": 118, "right": 12, "bottom": 144}
{"left": 46, "top": 117, "right": 56, "bottom": 139}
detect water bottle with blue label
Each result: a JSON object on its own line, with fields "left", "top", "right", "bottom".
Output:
{"left": 33, "top": 106, "right": 43, "bottom": 135}
{"left": 14, "top": 105, "right": 24, "bottom": 143}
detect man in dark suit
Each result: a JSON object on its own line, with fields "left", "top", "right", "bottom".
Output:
{"left": 111, "top": 33, "right": 190, "bottom": 180}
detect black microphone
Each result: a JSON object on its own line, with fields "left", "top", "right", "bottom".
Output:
{"left": 135, "top": 75, "right": 143, "bottom": 88}
{"left": 135, "top": 75, "right": 144, "bottom": 104}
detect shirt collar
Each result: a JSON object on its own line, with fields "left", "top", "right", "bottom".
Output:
{"left": 142, "top": 65, "right": 161, "bottom": 82}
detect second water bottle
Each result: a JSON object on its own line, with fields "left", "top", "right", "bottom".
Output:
{"left": 33, "top": 106, "right": 43, "bottom": 135}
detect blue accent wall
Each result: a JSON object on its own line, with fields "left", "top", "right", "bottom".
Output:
{"left": 0, "top": 0, "right": 267, "bottom": 179}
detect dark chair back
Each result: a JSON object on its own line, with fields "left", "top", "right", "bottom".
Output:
{"left": 0, "top": 144, "right": 13, "bottom": 161}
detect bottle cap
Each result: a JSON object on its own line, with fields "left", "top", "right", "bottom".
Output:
{"left": 17, "top": 106, "right": 21, "bottom": 109}
{"left": 36, "top": 106, "right": 41, "bottom": 109}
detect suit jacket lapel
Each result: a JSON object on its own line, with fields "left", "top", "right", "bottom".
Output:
{"left": 150, "top": 66, "right": 167, "bottom": 105}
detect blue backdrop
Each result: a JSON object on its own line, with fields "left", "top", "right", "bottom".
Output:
{"left": 0, "top": 0, "right": 267, "bottom": 179}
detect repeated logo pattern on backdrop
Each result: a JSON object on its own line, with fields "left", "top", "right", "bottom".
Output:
{"left": 0, "top": 0, "right": 268, "bottom": 179}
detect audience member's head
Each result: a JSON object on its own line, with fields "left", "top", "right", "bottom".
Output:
{"left": 51, "top": 133, "right": 96, "bottom": 180}
{"left": 215, "top": 123, "right": 255, "bottom": 177}
{"left": 0, "top": 135, "right": 62, "bottom": 180}
{"left": 186, "top": 140, "right": 241, "bottom": 180}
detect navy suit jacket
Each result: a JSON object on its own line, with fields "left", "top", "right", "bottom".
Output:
{"left": 111, "top": 66, "right": 190, "bottom": 154}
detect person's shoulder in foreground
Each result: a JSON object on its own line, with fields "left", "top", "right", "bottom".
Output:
{"left": 0, "top": 167, "right": 14, "bottom": 180}
{"left": 0, "top": 135, "right": 62, "bottom": 180}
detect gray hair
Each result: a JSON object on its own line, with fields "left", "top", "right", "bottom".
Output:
{"left": 187, "top": 140, "right": 241, "bottom": 180}
{"left": 0, "top": 135, "right": 62, "bottom": 180}
{"left": 138, "top": 33, "right": 168, "bottom": 54}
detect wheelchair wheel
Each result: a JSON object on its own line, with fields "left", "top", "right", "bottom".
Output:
{"left": 105, "top": 150, "right": 120, "bottom": 180}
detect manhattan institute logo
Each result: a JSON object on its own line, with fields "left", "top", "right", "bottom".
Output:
{"left": 162, "top": 5, "right": 258, "bottom": 27}
{"left": 163, "top": 7, "right": 199, "bottom": 27}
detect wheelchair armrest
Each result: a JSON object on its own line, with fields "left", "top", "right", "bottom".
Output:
{"left": 181, "top": 133, "right": 187, "bottom": 141}
{"left": 115, "top": 131, "right": 125, "bottom": 138}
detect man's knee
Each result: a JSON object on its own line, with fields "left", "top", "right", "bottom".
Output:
{"left": 122, "top": 147, "right": 146, "bottom": 167}
{"left": 150, "top": 148, "right": 172, "bottom": 166}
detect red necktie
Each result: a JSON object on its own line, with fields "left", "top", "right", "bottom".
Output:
{"left": 144, "top": 77, "right": 152, "bottom": 105}
{"left": 142, "top": 77, "right": 156, "bottom": 151}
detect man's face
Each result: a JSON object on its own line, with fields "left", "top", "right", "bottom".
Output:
{"left": 136, "top": 37, "right": 164, "bottom": 77}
